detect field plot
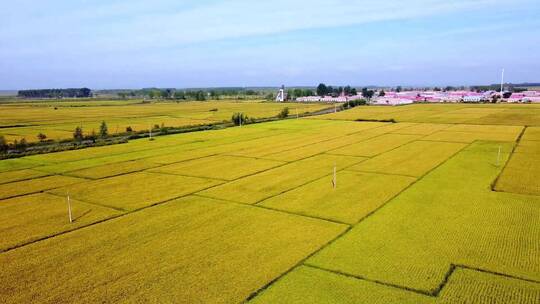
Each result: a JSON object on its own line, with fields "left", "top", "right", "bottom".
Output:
{"left": 0, "top": 196, "right": 346, "bottom": 304}
{"left": 0, "top": 168, "right": 49, "bottom": 184}
{"left": 259, "top": 171, "right": 415, "bottom": 224}
{"left": 48, "top": 172, "right": 223, "bottom": 211}
{"left": 348, "top": 141, "right": 466, "bottom": 177}
{"left": 0, "top": 106, "right": 539, "bottom": 303}
{"left": 328, "top": 134, "right": 421, "bottom": 157}
{"left": 307, "top": 142, "right": 540, "bottom": 293}
{"left": 495, "top": 139, "right": 540, "bottom": 196}
{"left": 199, "top": 154, "right": 365, "bottom": 204}
{"left": 316, "top": 103, "right": 540, "bottom": 126}
{"left": 0, "top": 193, "right": 120, "bottom": 251}
{"left": 66, "top": 159, "right": 159, "bottom": 179}
{"left": 149, "top": 155, "right": 284, "bottom": 180}
{"left": 0, "top": 175, "right": 86, "bottom": 200}
{"left": 0, "top": 100, "right": 330, "bottom": 142}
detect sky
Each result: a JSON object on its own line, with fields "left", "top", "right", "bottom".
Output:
{"left": 1, "top": 0, "right": 539, "bottom": 89}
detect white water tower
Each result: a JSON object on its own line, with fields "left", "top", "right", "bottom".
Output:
{"left": 276, "top": 85, "right": 286, "bottom": 102}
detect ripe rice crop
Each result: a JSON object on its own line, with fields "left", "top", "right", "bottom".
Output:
{"left": 0, "top": 193, "right": 120, "bottom": 251}
{"left": 249, "top": 266, "right": 435, "bottom": 304}
{"left": 391, "top": 123, "right": 451, "bottom": 135}
{"left": 199, "top": 154, "right": 365, "bottom": 204}
{"left": 349, "top": 141, "right": 466, "bottom": 177}
{"left": 259, "top": 171, "right": 415, "bottom": 224}
{"left": 0, "top": 175, "right": 86, "bottom": 200}
{"left": 522, "top": 127, "right": 540, "bottom": 141}
{"left": 438, "top": 268, "right": 540, "bottom": 304}
{"left": 0, "top": 196, "right": 346, "bottom": 303}
{"left": 307, "top": 142, "right": 539, "bottom": 293}
{"left": 149, "top": 155, "right": 285, "bottom": 180}
{"left": 48, "top": 172, "right": 223, "bottom": 211}
{"left": 422, "top": 130, "right": 519, "bottom": 143}
{"left": 328, "top": 134, "right": 421, "bottom": 157}
{"left": 0, "top": 169, "right": 49, "bottom": 185}
{"left": 67, "top": 160, "right": 159, "bottom": 179}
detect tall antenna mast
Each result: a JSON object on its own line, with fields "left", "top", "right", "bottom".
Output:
{"left": 500, "top": 68, "right": 505, "bottom": 95}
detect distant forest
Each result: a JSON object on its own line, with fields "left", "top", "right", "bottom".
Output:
{"left": 18, "top": 88, "right": 92, "bottom": 98}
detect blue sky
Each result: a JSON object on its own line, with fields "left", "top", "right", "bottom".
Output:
{"left": 1, "top": 0, "right": 539, "bottom": 89}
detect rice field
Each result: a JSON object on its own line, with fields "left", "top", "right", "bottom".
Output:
{"left": 0, "top": 100, "right": 329, "bottom": 143}
{"left": 0, "top": 103, "right": 538, "bottom": 303}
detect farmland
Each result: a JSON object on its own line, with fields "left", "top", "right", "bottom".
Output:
{"left": 0, "top": 103, "right": 538, "bottom": 303}
{"left": 0, "top": 100, "right": 329, "bottom": 143}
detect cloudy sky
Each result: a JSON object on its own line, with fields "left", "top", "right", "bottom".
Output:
{"left": 1, "top": 0, "right": 539, "bottom": 89}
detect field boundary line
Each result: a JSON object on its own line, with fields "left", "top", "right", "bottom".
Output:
{"left": 0, "top": 180, "right": 230, "bottom": 254}
{"left": 490, "top": 125, "right": 527, "bottom": 192}
{"left": 191, "top": 193, "right": 351, "bottom": 226}
{"left": 243, "top": 226, "right": 353, "bottom": 303}
{"left": 258, "top": 122, "right": 395, "bottom": 159}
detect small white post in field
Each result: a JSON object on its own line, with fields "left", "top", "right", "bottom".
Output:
{"left": 332, "top": 163, "right": 337, "bottom": 189}
{"left": 296, "top": 108, "right": 299, "bottom": 119}
{"left": 334, "top": 103, "right": 337, "bottom": 113}
{"left": 149, "top": 125, "right": 152, "bottom": 140}
{"left": 497, "top": 146, "right": 501, "bottom": 166}
{"left": 240, "top": 114, "right": 242, "bottom": 127}
{"left": 67, "top": 192, "right": 73, "bottom": 223}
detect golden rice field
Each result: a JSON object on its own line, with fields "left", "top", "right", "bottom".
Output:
{"left": 0, "top": 100, "right": 329, "bottom": 142}
{"left": 0, "top": 103, "right": 539, "bottom": 303}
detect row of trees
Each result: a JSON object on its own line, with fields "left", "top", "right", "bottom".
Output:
{"left": 316, "top": 84, "right": 358, "bottom": 97}
{"left": 18, "top": 88, "right": 92, "bottom": 99}
{"left": 118, "top": 88, "right": 267, "bottom": 101}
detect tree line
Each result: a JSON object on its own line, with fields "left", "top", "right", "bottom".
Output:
{"left": 316, "top": 84, "right": 358, "bottom": 97}
{"left": 18, "top": 88, "right": 92, "bottom": 98}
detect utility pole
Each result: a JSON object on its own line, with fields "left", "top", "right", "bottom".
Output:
{"left": 67, "top": 192, "right": 73, "bottom": 223}
{"left": 500, "top": 68, "right": 505, "bottom": 96}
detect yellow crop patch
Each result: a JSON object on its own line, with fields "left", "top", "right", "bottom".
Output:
{"left": 495, "top": 151, "right": 540, "bottom": 196}
{"left": 250, "top": 266, "right": 435, "bottom": 304}
{"left": 307, "top": 143, "right": 540, "bottom": 294}
{"left": 260, "top": 171, "right": 415, "bottom": 224}
{"left": 0, "top": 193, "right": 121, "bottom": 251}
{"left": 67, "top": 160, "right": 159, "bottom": 179}
{"left": 349, "top": 141, "right": 466, "bottom": 177}
{"left": 0, "top": 175, "right": 86, "bottom": 200}
{"left": 391, "top": 123, "right": 451, "bottom": 135}
{"left": 328, "top": 134, "right": 421, "bottom": 157}
{"left": 0, "top": 169, "right": 50, "bottom": 185}
{"left": 0, "top": 196, "right": 346, "bottom": 303}
{"left": 48, "top": 172, "right": 223, "bottom": 211}
{"left": 149, "top": 155, "right": 284, "bottom": 180}
{"left": 199, "top": 154, "right": 365, "bottom": 204}
{"left": 423, "top": 130, "right": 519, "bottom": 143}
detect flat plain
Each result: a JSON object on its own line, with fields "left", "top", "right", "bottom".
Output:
{"left": 0, "top": 103, "right": 538, "bottom": 303}
{"left": 0, "top": 99, "right": 329, "bottom": 142}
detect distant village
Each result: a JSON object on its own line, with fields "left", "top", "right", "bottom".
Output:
{"left": 283, "top": 85, "right": 540, "bottom": 105}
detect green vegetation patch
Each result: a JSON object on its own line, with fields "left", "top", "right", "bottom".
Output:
{"left": 349, "top": 141, "right": 466, "bottom": 177}
{"left": 199, "top": 154, "right": 365, "bottom": 204}
{"left": 0, "top": 196, "right": 346, "bottom": 303}
{"left": 260, "top": 171, "right": 415, "bottom": 224}
{"left": 48, "top": 172, "right": 223, "bottom": 211}
{"left": 0, "top": 193, "right": 121, "bottom": 251}
{"left": 0, "top": 175, "right": 86, "bottom": 200}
